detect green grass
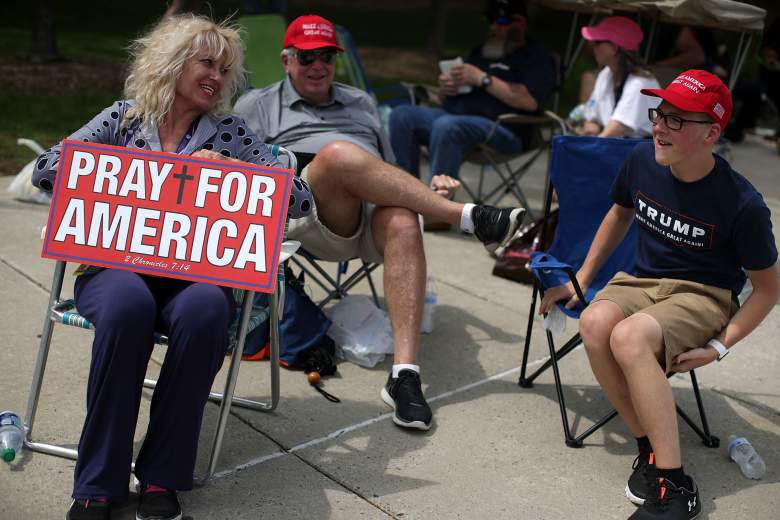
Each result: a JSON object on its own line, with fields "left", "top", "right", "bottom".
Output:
{"left": 0, "top": 2, "right": 598, "bottom": 175}
{"left": 0, "top": 93, "right": 119, "bottom": 174}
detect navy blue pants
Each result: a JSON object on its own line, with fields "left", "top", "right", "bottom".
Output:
{"left": 72, "top": 269, "right": 235, "bottom": 501}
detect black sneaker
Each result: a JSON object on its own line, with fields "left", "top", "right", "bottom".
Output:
{"left": 471, "top": 205, "right": 526, "bottom": 255}
{"left": 381, "top": 370, "right": 432, "bottom": 430}
{"left": 136, "top": 486, "right": 182, "bottom": 520}
{"left": 626, "top": 451, "right": 658, "bottom": 505}
{"left": 66, "top": 499, "right": 111, "bottom": 520}
{"left": 629, "top": 477, "right": 701, "bottom": 520}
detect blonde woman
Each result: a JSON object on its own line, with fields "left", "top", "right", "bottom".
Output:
{"left": 33, "top": 14, "right": 312, "bottom": 520}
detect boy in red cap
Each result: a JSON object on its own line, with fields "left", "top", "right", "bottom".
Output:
{"left": 540, "top": 70, "right": 778, "bottom": 519}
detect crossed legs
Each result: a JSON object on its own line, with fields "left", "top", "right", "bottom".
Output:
{"left": 579, "top": 301, "right": 681, "bottom": 469}
{"left": 304, "top": 141, "right": 469, "bottom": 364}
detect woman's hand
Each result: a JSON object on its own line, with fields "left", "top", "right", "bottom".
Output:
{"left": 582, "top": 121, "right": 602, "bottom": 136}
{"left": 669, "top": 346, "right": 719, "bottom": 373}
{"left": 191, "top": 149, "right": 242, "bottom": 162}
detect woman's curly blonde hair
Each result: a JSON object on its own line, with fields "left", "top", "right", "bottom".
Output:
{"left": 124, "top": 14, "right": 246, "bottom": 128}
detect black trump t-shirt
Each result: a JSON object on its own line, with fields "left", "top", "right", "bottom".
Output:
{"left": 610, "top": 142, "right": 777, "bottom": 298}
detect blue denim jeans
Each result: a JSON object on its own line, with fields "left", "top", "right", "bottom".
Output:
{"left": 389, "top": 104, "right": 523, "bottom": 181}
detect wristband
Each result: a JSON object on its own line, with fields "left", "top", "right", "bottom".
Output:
{"left": 707, "top": 338, "right": 729, "bottom": 361}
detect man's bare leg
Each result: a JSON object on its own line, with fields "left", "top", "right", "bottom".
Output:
{"left": 371, "top": 207, "right": 425, "bottom": 365}
{"left": 307, "top": 141, "right": 465, "bottom": 229}
{"left": 610, "top": 313, "right": 681, "bottom": 469}
{"left": 580, "top": 301, "right": 645, "bottom": 437}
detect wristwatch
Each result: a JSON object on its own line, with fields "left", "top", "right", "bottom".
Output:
{"left": 707, "top": 338, "right": 729, "bottom": 361}
{"left": 480, "top": 73, "right": 493, "bottom": 89}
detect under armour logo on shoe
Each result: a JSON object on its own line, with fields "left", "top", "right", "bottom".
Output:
{"left": 688, "top": 497, "right": 696, "bottom": 511}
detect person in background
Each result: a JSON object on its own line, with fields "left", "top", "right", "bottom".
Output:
{"left": 32, "top": 14, "right": 313, "bottom": 520}
{"left": 578, "top": 16, "right": 660, "bottom": 138}
{"left": 388, "top": 0, "right": 555, "bottom": 181}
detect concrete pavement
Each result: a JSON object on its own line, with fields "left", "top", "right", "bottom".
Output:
{"left": 0, "top": 135, "right": 778, "bottom": 519}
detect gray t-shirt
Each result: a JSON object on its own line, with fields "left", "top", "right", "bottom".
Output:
{"left": 234, "top": 78, "right": 394, "bottom": 162}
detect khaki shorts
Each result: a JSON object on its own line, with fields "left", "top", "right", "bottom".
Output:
{"left": 287, "top": 165, "right": 383, "bottom": 264}
{"left": 593, "top": 272, "right": 738, "bottom": 369}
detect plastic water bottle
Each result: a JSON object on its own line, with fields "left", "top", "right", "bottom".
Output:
{"left": 728, "top": 435, "right": 765, "bottom": 479}
{"left": 543, "top": 304, "right": 566, "bottom": 338}
{"left": 421, "top": 274, "right": 437, "bottom": 334}
{"left": 0, "top": 411, "right": 24, "bottom": 462}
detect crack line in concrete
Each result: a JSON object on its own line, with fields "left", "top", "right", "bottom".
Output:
{"left": 0, "top": 256, "right": 49, "bottom": 293}
{"left": 213, "top": 351, "right": 560, "bottom": 482}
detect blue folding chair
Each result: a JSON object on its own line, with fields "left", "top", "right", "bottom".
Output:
{"left": 518, "top": 135, "right": 719, "bottom": 449}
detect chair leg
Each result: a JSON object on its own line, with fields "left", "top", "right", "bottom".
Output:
{"left": 519, "top": 281, "right": 539, "bottom": 387}
{"left": 676, "top": 370, "right": 720, "bottom": 448}
{"left": 23, "top": 261, "right": 80, "bottom": 460}
{"left": 361, "top": 261, "right": 381, "bottom": 308}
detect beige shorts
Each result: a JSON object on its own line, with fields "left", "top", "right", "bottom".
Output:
{"left": 593, "top": 272, "right": 738, "bottom": 369}
{"left": 287, "top": 165, "right": 383, "bottom": 264}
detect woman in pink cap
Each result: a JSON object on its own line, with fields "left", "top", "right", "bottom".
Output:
{"left": 579, "top": 16, "right": 660, "bottom": 138}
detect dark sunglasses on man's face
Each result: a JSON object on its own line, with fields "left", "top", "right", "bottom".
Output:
{"left": 648, "top": 107, "right": 713, "bottom": 131}
{"left": 296, "top": 49, "right": 337, "bottom": 66}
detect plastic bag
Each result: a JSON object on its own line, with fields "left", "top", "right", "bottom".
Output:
{"left": 325, "top": 295, "right": 393, "bottom": 368}
{"left": 543, "top": 304, "right": 567, "bottom": 338}
{"left": 8, "top": 139, "right": 51, "bottom": 205}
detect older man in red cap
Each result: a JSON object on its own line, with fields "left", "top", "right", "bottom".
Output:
{"left": 236, "top": 14, "right": 526, "bottom": 432}
{"left": 540, "top": 70, "right": 778, "bottom": 520}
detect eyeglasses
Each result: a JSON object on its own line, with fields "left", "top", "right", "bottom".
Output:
{"left": 648, "top": 108, "right": 713, "bottom": 131}
{"left": 295, "top": 49, "right": 338, "bottom": 66}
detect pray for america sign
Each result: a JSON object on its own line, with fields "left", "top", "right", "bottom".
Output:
{"left": 42, "top": 141, "right": 293, "bottom": 293}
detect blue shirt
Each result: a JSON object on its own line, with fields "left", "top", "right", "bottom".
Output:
{"left": 610, "top": 142, "right": 777, "bottom": 297}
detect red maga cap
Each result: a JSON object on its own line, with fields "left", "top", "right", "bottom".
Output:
{"left": 581, "top": 16, "right": 643, "bottom": 52}
{"left": 282, "top": 15, "right": 344, "bottom": 52}
{"left": 641, "top": 69, "right": 733, "bottom": 130}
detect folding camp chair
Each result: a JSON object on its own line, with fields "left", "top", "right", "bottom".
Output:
{"left": 23, "top": 146, "right": 300, "bottom": 483}
{"left": 518, "top": 135, "right": 720, "bottom": 449}
{"left": 240, "top": 14, "right": 287, "bottom": 88}
{"left": 461, "top": 111, "right": 566, "bottom": 216}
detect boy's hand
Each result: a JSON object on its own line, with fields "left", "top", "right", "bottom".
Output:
{"left": 669, "top": 346, "right": 719, "bottom": 373}
{"left": 539, "top": 282, "right": 582, "bottom": 315}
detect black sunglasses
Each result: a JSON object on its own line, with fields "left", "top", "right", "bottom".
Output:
{"left": 295, "top": 49, "right": 338, "bottom": 66}
{"left": 648, "top": 108, "right": 713, "bottom": 131}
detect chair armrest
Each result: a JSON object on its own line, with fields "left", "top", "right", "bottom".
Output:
{"left": 400, "top": 81, "right": 441, "bottom": 106}
{"left": 529, "top": 252, "right": 572, "bottom": 272}
{"left": 529, "top": 252, "right": 589, "bottom": 307}
{"left": 279, "top": 240, "right": 300, "bottom": 264}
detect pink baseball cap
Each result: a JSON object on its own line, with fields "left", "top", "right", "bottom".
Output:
{"left": 641, "top": 69, "right": 733, "bottom": 130}
{"left": 283, "top": 14, "right": 344, "bottom": 52}
{"left": 581, "top": 16, "right": 643, "bottom": 52}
